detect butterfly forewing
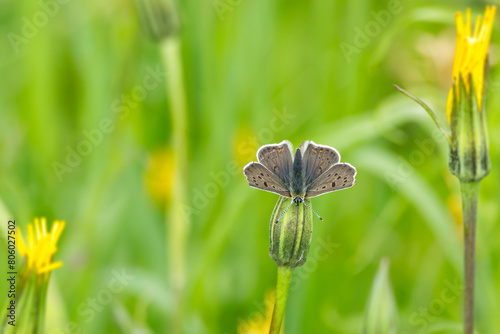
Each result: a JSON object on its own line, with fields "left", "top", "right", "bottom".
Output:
{"left": 243, "top": 162, "right": 292, "bottom": 197}
{"left": 301, "top": 141, "right": 341, "bottom": 187}
{"left": 305, "top": 163, "right": 356, "bottom": 198}
{"left": 257, "top": 141, "right": 293, "bottom": 185}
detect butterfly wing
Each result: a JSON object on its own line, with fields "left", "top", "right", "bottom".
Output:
{"left": 305, "top": 163, "right": 356, "bottom": 198}
{"left": 257, "top": 141, "right": 294, "bottom": 185}
{"left": 300, "top": 141, "right": 341, "bottom": 187}
{"left": 243, "top": 162, "right": 292, "bottom": 197}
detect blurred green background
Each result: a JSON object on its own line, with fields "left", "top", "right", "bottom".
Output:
{"left": 1, "top": 0, "right": 500, "bottom": 333}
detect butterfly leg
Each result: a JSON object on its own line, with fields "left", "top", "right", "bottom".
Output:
{"left": 275, "top": 200, "right": 294, "bottom": 224}
{"left": 302, "top": 200, "right": 324, "bottom": 221}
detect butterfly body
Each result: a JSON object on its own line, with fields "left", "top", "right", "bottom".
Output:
{"left": 243, "top": 140, "right": 357, "bottom": 205}
{"left": 291, "top": 148, "right": 305, "bottom": 198}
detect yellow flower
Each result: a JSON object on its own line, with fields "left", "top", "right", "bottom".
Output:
{"left": 396, "top": 7, "right": 495, "bottom": 179}
{"left": 17, "top": 218, "right": 65, "bottom": 275}
{"left": 238, "top": 291, "right": 284, "bottom": 334}
{"left": 145, "top": 147, "right": 175, "bottom": 205}
{"left": 446, "top": 193, "right": 463, "bottom": 239}
{"left": 447, "top": 6, "right": 496, "bottom": 120}
{"left": 233, "top": 126, "right": 259, "bottom": 169}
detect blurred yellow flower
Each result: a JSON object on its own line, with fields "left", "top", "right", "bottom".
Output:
{"left": 238, "top": 291, "right": 283, "bottom": 334}
{"left": 447, "top": 6, "right": 496, "bottom": 120}
{"left": 447, "top": 193, "right": 463, "bottom": 239}
{"left": 233, "top": 126, "right": 259, "bottom": 169}
{"left": 17, "top": 218, "right": 65, "bottom": 275}
{"left": 145, "top": 147, "right": 175, "bottom": 205}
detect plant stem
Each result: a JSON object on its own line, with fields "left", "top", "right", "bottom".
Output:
{"left": 269, "top": 266, "right": 293, "bottom": 334}
{"left": 161, "top": 33, "right": 188, "bottom": 334}
{"left": 34, "top": 275, "right": 50, "bottom": 334}
{"left": 460, "top": 181, "right": 480, "bottom": 334}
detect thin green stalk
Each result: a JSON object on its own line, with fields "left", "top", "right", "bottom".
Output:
{"left": 34, "top": 275, "right": 50, "bottom": 334}
{"left": 161, "top": 36, "right": 189, "bottom": 333}
{"left": 269, "top": 266, "right": 293, "bottom": 334}
{"left": 0, "top": 196, "right": 12, "bottom": 244}
{"left": 460, "top": 181, "right": 480, "bottom": 334}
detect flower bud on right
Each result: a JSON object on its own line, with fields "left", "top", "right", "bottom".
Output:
{"left": 447, "top": 7, "right": 495, "bottom": 182}
{"left": 448, "top": 75, "right": 491, "bottom": 182}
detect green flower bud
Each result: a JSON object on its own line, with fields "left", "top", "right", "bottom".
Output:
{"left": 269, "top": 197, "right": 313, "bottom": 268}
{"left": 135, "top": 0, "right": 180, "bottom": 41}
{"left": 448, "top": 74, "right": 491, "bottom": 183}
{"left": 396, "top": 7, "right": 494, "bottom": 184}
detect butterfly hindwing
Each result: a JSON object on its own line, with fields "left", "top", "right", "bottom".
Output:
{"left": 257, "top": 141, "right": 294, "bottom": 185}
{"left": 300, "top": 141, "right": 341, "bottom": 187}
{"left": 305, "top": 163, "right": 356, "bottom": 198}
{"left": 243, "top": 162, "right": 292, "bottom": 197}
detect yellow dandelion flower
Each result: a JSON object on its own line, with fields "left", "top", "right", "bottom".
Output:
{"left": 145, "top": 147, "right": 175, "bottom": 205}
{"left": 233, "top": 126, "right": 259, "bottom": 169}
{"left": 446, "top": 193, "right": 463, "bottom": 239}
{"left": 447, "top": 6, "right": 496, "bottom": 120}
{"left": 17, "top": 218, "right": 65, "bottom": 275}
{"left": 238, "top": 291, "right": 284, "bottom": 334}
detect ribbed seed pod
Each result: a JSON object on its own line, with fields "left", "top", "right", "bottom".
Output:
{"left": 448, "top": 76, "right": 491, "bottom": 182}
{"left": 269, "top": 197, "right": 313, "bottom": 268}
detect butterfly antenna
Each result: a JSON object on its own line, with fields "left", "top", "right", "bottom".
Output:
{"left": 302, "top": 201, "right": 324, "bottom": 221}
{"left": 275, "top": 200, "right": 294, "bottom": 224}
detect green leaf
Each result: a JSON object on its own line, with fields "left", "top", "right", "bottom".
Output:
{"left": 363, "top": 258, "right": 398, "bottom": 334}
{"left": 354, "top": 147, "right": 462, "bottom": 270}
{"left": 393, "top": 85, "right": 451, "bottom": 142}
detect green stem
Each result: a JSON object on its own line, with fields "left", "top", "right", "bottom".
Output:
{"left": 269, "top": 266, "right": 293, "bottom": 334}
{"left": 460, "top": 181, "right": 480, "bottom": 334}
{"left": 161, "top": 34, "right": 189, "bottom": 334}
{"left": 34, "top": 275, "right": 50, "bottom": 334}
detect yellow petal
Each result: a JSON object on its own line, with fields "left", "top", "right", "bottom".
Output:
{"left": 41, "top": 217, "right": 47, "bottom": 238}
{"left": 27, "top": 224, "right": 35, "bottom": 250}
{"left": 448, "top": 6, "right": 496, "bottom": 121}
{"left": 35, "top": 218, "right": 42, "bottom": 241}
{"left": 51, "top": 221, "right": 65, "bottom": 244}
{"left": 39, "top": 261, "right": 63, "bottom": 274}
{"left": 16, "top": 218, "right": 65, "bottom": 275}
